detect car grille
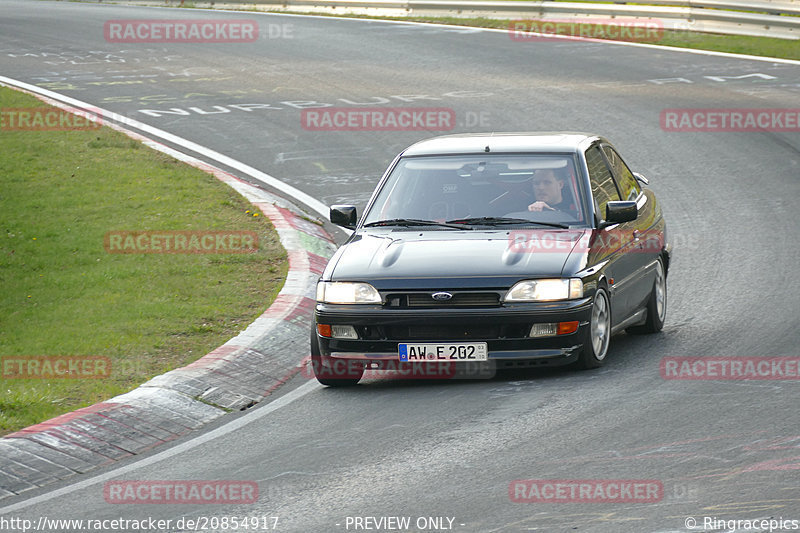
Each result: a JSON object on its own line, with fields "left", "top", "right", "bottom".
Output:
{"left": 379, "top": 324, "right": 529, "bottom": 340}
{"left": 384, "top": 292, "right": 501, "bottom": 308}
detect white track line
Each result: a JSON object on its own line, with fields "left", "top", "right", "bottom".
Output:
{"left": 93, "top": 1, "right": 800, "bottom": 65}
{"left": 0, "top": 75, "right": 329, "bottom": 219}
{"left": 0, "top": 380, "right": 320, "bottom": 513}
{"left": 1, "top": 5, "right": 795, "bottom": 507}
{"left": 0, "top": 74, "right": 330, "bottom": 512}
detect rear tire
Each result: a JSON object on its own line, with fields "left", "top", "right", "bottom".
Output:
{"left": 577, "top": 287, "right": 611, "bottom": 369}
{"left": 310, "top": 326, "right": 363, "bottom": 386}
{"left": 626, "top": 258, "right": 666, "bottom": 335}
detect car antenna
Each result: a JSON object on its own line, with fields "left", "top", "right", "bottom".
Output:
{"left": 484, "top": 145, "right": 490, "bottom": 152}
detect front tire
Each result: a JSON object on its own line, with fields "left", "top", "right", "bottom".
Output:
{"left": 626, "top": 258, "right": 666, "bottom": 335}
{"left": 310, "top": 326, "right": 363, "bottom": 386}
{"left": 577, "top": 287, "right": 611, "bottom": 369}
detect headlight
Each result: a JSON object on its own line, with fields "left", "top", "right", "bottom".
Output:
{"left": 316, "top": 281, "right": 382, "bottom": 304}
{"left": 505, "top": 278, "right": 583, "bottom": 302}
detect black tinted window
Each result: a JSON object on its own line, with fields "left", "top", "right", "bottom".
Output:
{"left": 602, "top": 145, "right": 640, "bottom": 201}
{"left": 586, "top": 146, "right": 620, "bottom": 219}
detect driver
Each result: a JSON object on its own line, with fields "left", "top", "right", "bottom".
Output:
{"left": 527, "top": 169, "right": 572, "bottom": 212}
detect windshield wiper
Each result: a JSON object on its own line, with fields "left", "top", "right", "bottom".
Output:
{"left": 363, "top": 218, "right": 472, "bottom": 230}
{"left": 445, "top": 217, "right": 571, "bottom": 229}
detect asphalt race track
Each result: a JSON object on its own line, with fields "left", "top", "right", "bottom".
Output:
{"left": 1, "top": 1, "right": 799, "bottom": 531}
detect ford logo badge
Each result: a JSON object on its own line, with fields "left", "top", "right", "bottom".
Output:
{"left": 432, "top": 292, "right": 453, "bottom": 301}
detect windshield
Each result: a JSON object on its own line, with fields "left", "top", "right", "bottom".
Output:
{"left": 361, "top": 154, "right": 587, "bottom": 228}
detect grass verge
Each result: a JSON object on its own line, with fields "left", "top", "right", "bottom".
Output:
{"left": 0, "top": 86, "right": 288, "bottom": 435}
{"left": 418, "top": 16, "right": 800, "bottom": 60}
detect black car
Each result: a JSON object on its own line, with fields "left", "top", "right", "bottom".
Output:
{"left": 311, "top": 133, "right": 670, "bottom": 386}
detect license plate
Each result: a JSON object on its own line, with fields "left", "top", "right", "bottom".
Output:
{"left": 398, "top": 342, "right": 488, "bottom": 362}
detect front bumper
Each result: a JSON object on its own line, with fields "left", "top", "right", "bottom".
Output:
{"left": 315, "top": 297, "right": 592, "bottom": 369}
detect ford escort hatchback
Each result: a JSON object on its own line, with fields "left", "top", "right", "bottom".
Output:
{"left": 311, "top": 133, "right": 670, "bottom": 386}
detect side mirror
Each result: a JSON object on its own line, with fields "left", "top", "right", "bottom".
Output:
{"left": 330, "top": 205, "right": 357, "bottom": 229}
{"left": 633, "top": 172, "right": 649, "bottom": 185}
{"left": 600, "top": 201, "right": 637, "bottom": 229}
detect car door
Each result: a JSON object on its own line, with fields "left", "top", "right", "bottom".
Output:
{"left": 601, "top": 144, "right": 659, "bottom": 314}
{"left": 585, "top": 144, "right": 638, "bottom": 326}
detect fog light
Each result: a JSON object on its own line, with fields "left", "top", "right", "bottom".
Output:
{"left": 530, "top": 321, "right": 579, "bottom": 338}
{"left": 529, "top": 323, "right": 557, "bottom": 338}
{"left": 317, "top": 324, "right": 332, "bottom": 338}
{"left": 557, "top": 321, "right": 579, "bottom": 335}
{"left": 331, "top": 325, "right": 359, "bottom": 339}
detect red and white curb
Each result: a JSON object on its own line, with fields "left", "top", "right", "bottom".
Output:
{"left": 0, "top": 81, "right": 336, "bottom": 500}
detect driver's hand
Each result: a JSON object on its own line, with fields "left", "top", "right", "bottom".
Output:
{"left": 528, "top": 201, "right": 555, "bottom": 212}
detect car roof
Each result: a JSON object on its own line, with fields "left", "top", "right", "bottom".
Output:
{"left": 401, "top": 132, "right": 602, "bottom": 156}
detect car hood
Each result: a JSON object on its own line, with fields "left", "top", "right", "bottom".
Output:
{"left": 325, "top": 229, "right": 590, "bottom": 289}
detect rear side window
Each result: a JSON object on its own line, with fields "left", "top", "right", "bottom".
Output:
{"left": 602, "top": 145, "right": 640, "bottom": 201}
{"left": 586, "top": 146, "right": 620, "bottom": 220}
